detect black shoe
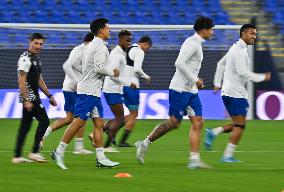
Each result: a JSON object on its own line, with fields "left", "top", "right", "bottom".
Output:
{"left": 118, "top": 142, "right": 133, "bottom": 147}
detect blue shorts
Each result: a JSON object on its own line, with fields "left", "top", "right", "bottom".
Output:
{"left": 168, "top": 89, "right": 202, "bottom": 120}
{"left": 74, "top": 94, "right": 103, "bottom": 121}
{"left": 123, "top": 86, "right": 139, "bottom": 111}
{"left": 103, "top": 92, "right": 123, "bottom": 105}
{"left": 222, "top": 96, "right": 249, "bottom": 116}
{"left": 63, "top": 91, "right": 77, "bottom": 113}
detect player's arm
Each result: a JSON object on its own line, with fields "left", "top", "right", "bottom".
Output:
{"left": 133, "top": 49, "right": 150, "bottom": 81}
{"left": 94, "top": 46, "right": 119, "bottom": 77}
{"left": 17, "top": 56, "right": 33, "bottom": 110}
{"left": 175, "top": 42, "right": 199, "bottom": 83}
{"left": 213, "top": 53, "right": 228, "bottom": 89}
{"left": 235, "top": 51, "right": 268, "bottom": 82}
{"left": 39, "top": 74, "right": 57, "bottom": 106}
{"left": 63, "top": 49, "right": 81, "bottom": 83}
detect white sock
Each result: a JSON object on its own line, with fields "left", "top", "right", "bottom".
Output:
{"left": 143, "top": 137, "right": 151, "bottom": 147}
{"left": 223, "top": 143, "right": 237, "bottom": 158}
{"left": 96, "top": 147, "right": 106, "bottom": 161}
{"left": 190, "top": 152, "right": 200, "bottom": 161}
{"left": 56, "top": 141, "right": 68, "bottom": 156}
{"left": 43, "top": 127, "right": 53, "bottom": 139}
{"left": 74, "top": 138, "right": 84, "bottom": 150}
{"left": 212, "top": 127, "right": 224, "bottom": 136}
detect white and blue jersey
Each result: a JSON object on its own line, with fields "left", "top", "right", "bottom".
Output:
{"left": 168, "top": 33, "right": 205, "bottom": 119}
{"left": 214, "top": 39, "right": 266, "bottom": 116}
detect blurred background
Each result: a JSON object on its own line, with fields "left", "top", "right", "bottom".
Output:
{"left": 0, "top": 0, "right": 283, "bottom": 120}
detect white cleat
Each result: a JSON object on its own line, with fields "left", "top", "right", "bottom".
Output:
{"left": 96, "top": 158, "right": 120, "bottom": 168}
{"left": 135, "top": 141, "right": 148, "bottom": 165}
{"left": 50, "top": 150, "right": 68, "bottom": 170}
{"left": 187, "top": 159, "right": 212, "bottom": 169}
{"left": 28, "top": 153, "right": 48, "bottom": 163}
{"left": 11, "top": 157, "right": 34, "bottom": 164}
{"left": 103, "top": 147, "right": 120, "bottom": 153}
{"left": 72, "top": 148, "right": 94, "bottom": 155}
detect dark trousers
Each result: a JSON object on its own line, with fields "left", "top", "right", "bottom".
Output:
{"left": 14, "top": 101, "right": 50, "bottom": 157}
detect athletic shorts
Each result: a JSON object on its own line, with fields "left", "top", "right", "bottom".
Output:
{"left": 74, "top": 94, "right": 103, "bottom": 120}
{"left": 63, "top": 91, "right": 77, "bottom": 113}
{"left": 222, "top": 96, "right": 249, "bottom": 116}
{"left": 123, "top": 86, "right": 139, "bottom": 111}
{"left": 168, "top": 89, "right": 202, "bottom": 120}
{"left": 103, "top": 92, "right": 123, "bottom": 105}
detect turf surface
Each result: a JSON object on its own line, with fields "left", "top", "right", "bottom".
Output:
{"left": 0, "top": 119, "right": 283, "bottom": 192}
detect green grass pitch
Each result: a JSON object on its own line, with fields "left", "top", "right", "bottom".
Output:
{"left": 0, "top": 119, "right": 283, "bottom": 192}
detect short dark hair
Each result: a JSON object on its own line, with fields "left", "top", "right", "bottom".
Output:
{"left": 193, "top": 16, "right": 215, "bottom": 32}
{"left": 90, "top": 18, "right": 109, "bottom": 35}
{"left": 138, "top": 36, "right": 152, "bottom": 46}
{"left": 240, "top": 24, "right": 256, "bottom": 37}
{"left": 118, "top": 29, "right": 132, "bottom": 38}
{"left": 29, "top": 33, "right": 45, "bottom": 41}
{"left": 83, "top": 32, "right": 94, "bottom": 42}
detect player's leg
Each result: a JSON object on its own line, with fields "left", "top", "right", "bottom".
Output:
{"left": 119, "top": 87, "right": 139, "bottom": 147}
{"left": 90, "top": 99, "right": 120, "bottom": 168}
{"left": 73, "top": 124, "right": 93, "bottom": 154}
{"left": 187, "top": 93, "right": 211, "bottom": 169}
{"left": 103, "top": 93, "right": 124, "bottom": 149}
{"left": 119, "top": 109, "right": 138, "bottom": 147}
{"left": 50, "top": 94, "right": 92, "bottom": 169}
{"left": 29, "top": 102, "right": 50, "bottom": 162}
{"left": 43, "top": 91, "right": 76, "bottom": 140}
{"left": 135, "top": 89, "right": 186, "bottom": 164}
{"left": 221, "top": 96, "right": 248, "bottom": 162}
{"left": 205, "top": 123, "right": 234, "bottom": 150}
{"left": 104, "top": 104, "right": 124, "bottom": 150}
{"left": 12, "top": 107, "right": 34, "bottom": 164}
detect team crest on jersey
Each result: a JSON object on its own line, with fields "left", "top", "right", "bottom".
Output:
{"left": 179, "top": 110, "right": 184, "bottom": 116}
{"left": 86, "top": 112, "right": 91, "bottom": 118}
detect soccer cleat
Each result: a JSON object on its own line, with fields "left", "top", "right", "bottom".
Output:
{"left": 96, "top": 158, "right": 120, "bottom": 168}
{"left": 118, "top": 142, "right": 132, "bottom": 147}
{"left": 187, "top": 159, "right": 212, "bottom": 169}
{"left": 50, "top": 150, "right": 68, "bottom": 170}
{"left": 135, "top": 141, "right": 148, "bottom": 165}
{"left": 204, "top": 128, "right": 216, "bottom": 150}
{"left": 221, "top": 157, "right": 242, "bottom": 163}
{"left": 11, "top": 157, "right": 34, "bottom": 164}
{"left": 28, "top": 153, "right": 48, "bottom": 163}
{"left": 72, "top": 148, "right": 94, "bottom": 155}
{"left": 103, "top": 147, "right": 120, "bottom": 153}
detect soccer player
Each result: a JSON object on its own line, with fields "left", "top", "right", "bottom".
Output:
{"left": 42, "top": 33, "right": 94, "bottom": 155}
{"left": 101, "top": 29, "right": 136, "bottom": 151}
{"left": 204, "top": 24, "right": 271, "bottom": 162}
{"left": 135, "top": 16, "right": 214, "bottom": 169}
{"left": 12, "top": 33, "right": 57, "bottom": 164}
{"left": 117, "top": 36, "right": 152, "bottom": 147}
{"left": 50, "top": 18, "right": 120, "bottom": 169}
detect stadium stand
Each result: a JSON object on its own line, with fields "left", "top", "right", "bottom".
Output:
{"left": 0, "top": 0, "right": 233, "bottom": 48}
